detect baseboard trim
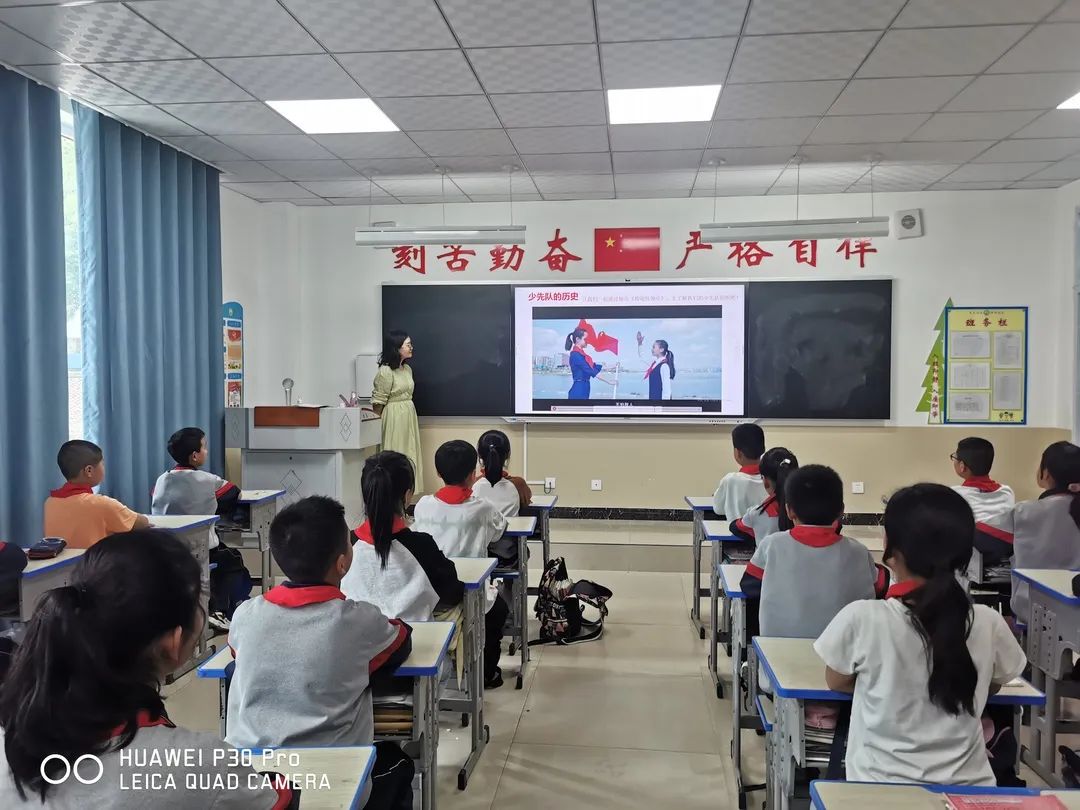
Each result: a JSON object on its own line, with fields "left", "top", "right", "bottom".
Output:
{"left": 550, "top": 506, "right": 882, "bottom": 525}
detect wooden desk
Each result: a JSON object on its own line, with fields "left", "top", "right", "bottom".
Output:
{"left": 528, "top": 494, "right": 557, "bottom": 563}
{"left": 500, "top": 516, "right": 536, "bottom": 691}
{"left": 445, "top": 556, "right": 499, "bottom": 790}
{"left": 811, "top": 781, "right": 1080, "bottom": 810}
{"left": 19, "top": 548, "right": 86, "bottom": 621}
{"left": 253, "top": 745, "right": 375, "bottom": 810}
{"left": 238, "top": 489, "right": 285, "bottom": 594}
{"left": 684, "top": 495, "right": 716, "bottom": 639}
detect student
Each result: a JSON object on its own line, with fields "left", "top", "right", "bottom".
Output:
{"left": 413, "top": 440, "right": 511, "bottom": 688}
{"left": 713, "top": 423, "right": 767, "bottom": 520}
{"left": 342, "top": 451, "right": 465, "bottom": 623}
{"left": 950, "top": 437, "right": 1016, "bottom": 564}
{"left": 1010, "top": 441, "right": 1080, "bottom": 621}
{"left": 815, "top": 484, "right": 1027, "bottom": 786}
{"left": 0, "top": 529, "right": 296, "bottom": 808}
{"left": 151, "top": 427, "right": 240, "bottom": 518}
{"left": 43, "top": 440, "right": 149, "bottom": 549}
{"left": 472, "top": 430, "right": 532, "bottom": 519}
{"left": 227, "top": 496, "right": 413, "bottom": 810}
{"left": 729, "top": 447, "right": 798, "bottom": 545}
{"left": 740, "top": 464, "right": 886, "bottom": 636}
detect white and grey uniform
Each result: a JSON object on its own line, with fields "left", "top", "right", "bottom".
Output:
{"left": 1009, "top": 493, "right": 1080, "bottom": 620}
{"left": 712, "top": 467, "right": 767, "bottom": 521}
{"left": 952, "top": 478, "right": 1015, "bottom": 563}
{"left": 472, "top": 478, "right": 521, "bottom": 520}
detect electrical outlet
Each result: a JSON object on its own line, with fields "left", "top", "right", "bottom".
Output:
{"left": 852, "top": 481, "right": 865, "bottom": 495}
{"left": 545, "top": 476, "right": 556, "bottom": 491}
{"left": 591, "top": 479, "right": 603, "bottom": 491}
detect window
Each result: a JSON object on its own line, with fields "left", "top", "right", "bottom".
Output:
{"left": 61, "top": 101, "right": 83, "bottom": 439}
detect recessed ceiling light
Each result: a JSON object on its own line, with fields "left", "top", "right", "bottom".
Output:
{"left": 607, "top": 85, "right": 722, "bottom": 125}
{"left": 267, "top": 98, "right": 398, "bottom": 134}
{"left": 1057, "top": 89, "right": 1080, "bottom": 109}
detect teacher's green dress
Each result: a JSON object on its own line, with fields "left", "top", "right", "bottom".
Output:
{"left": 372, "top": 364, "right": 424, "bottom": 492}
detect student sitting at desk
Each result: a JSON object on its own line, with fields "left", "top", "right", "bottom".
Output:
{"left": 950, "top": 437, "right": 1016, "bottom": 565}
{"left": 713, "top": 423, "right": 767, "bottom": 520}
{"left": 815, "top": 484, "right": 1026, "bottom": 787}
{"left": 472, "top": 430, "right": 532, "bottom": 519}
{"left": 226, "top": 495, "right": 414, "bottom": 810}
{"left": 413, "top": 440, "right": 510, "bottom": 688}
{"left": 1011, "top": 440, "right": 1080, "bottom": 622}
{"left": 43, "top": 440, "right": 149, "bottom": 549}
{"left": 0, "top": 530, "right": 297, "bottom": 808}
{"left": 729, "top": 447, "right": 798, "bottom": 545}
{"left": 740, "top": 465, "right": 887, "bottom": 636}
{"left": 343, "top": 451, "right": 465, "bottom": 622}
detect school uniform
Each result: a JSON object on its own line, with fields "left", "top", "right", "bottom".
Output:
{"left": 151, "top": 466, "right": 241, "bottom": 551}
{"left": 712, "top": 465, "right": 767, "bottom": 521}
{"left": 226, "top": 583, "right": 411, "bottom": 808}
{"left": 643, "top": 357, "right": 673, "bottom": 400}
{"left": 740, "top": 525, "right": 886, "bottom": 638}
{"left": 1009, "top": 492, "right": 1080, "bottom": 621}
{"left": 729, "top": 495, "right": 780, "bottom": 545}
{"left": 473, "top": 475, "right": 531, "bottom": 519}
{"left": 43, "top": 483, "right": 140, "bottom": 549}
{"left": 342, "top": 517, "right": 464, "bottom": 622}
{"left": 568, "top": 347, "right": 602, "bottom": 400}
{"left": 0, "top": 711, "right": 293, "bottom": 809}
{"left": 951, "top": 477, "right": 1016, "bottom": 564}
{"left": 815, "top": 581, "right": 1027, "bottom": 786}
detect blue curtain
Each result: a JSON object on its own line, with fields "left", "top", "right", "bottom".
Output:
{"left": 74, "top": 102, "right": 224, "bottom": 513}
{"left": 0, "top": 68, "right": 69, "bottom": 545}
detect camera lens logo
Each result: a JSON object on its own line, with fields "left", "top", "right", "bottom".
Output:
{"left": 41, "top": 754, "right": 104, "bottom": 786}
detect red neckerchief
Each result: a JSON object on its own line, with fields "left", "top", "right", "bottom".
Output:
{"left": 962, "top": 476, "right": 1002, "bottom": 493}
{"left": 50, "top": 482, "right": 94, "bottom": 498}
{"left": 790, "top": 525, "right": 843, "bottom": 548}
{"left": 760, "top": 495, "right": 780, "bottom": 517}
{"left": 571, "top": 345, "right": 595, "bottom": 369}
{"left": 642, "top": 357, "right": 668, "bottom": 380}
{"left": 739, "top": 465, "right": 760, "bottom": 475}
{"left": 105, "top": 709, "right": 175, "bottom": 740}
{"left": 501, "top": 471, "right": 512, "bottom": 480}
{"left": 172, "top": 465, "right": 195, "bottom": 471}
{"left": 435, "top": 485, "right": 472, "bottom": 505}
{"left": 264, "top": 583, "right": 345, "bottom": 608}
{"left": 886, "top": 580, "right": 922, "bottom": 599}
{"left": 354, "top": 516, "right": 409, "bottom": 545}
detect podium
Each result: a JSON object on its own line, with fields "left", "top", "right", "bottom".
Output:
{"left": 225, "top": 407, "right": 381, "bottom": 526}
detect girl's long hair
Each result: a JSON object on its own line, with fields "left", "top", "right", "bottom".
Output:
{"left": 1039, "top": 440, "right": 1080, "bottom": 532}
{"left": 362, "top": 451, "right": 414, "bottom": 567}
{"left": 884, "top": 483, "right": 978, "bottom": 716}
{"left": 0, "top": 531, "right": 202, "bottom": 799}
{"left": 564, "top": 328, "right": 586, "bottom": 351}
{"left": 478, "top": 430, "right": 511, "bottom": 487}
{"left": 378, "top": 330, "right": 410, "bottom": 370}
{"left": 759, "top": 447, "right": 798, "bottom": 531}
{"left": 654, "top": 339, "right": 676, "bottom": 378}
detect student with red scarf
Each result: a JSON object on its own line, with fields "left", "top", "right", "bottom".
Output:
{"left": 565, "top": 328, "right": 614, "bottom": 400}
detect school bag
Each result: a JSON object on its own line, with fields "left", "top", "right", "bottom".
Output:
{"left": 529, "top": 557, "right": 612, "bottom": 646}
{"left": 208, "top": 545, "right": 252, "bottom": 620}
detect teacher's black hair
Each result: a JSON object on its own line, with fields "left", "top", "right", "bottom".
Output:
{"left": 564, "top": 328, "right": 586, "bottom": 351}
{"left": 1039, "top": 440, "right": 1080, "bottom": 533}
{"left": 0, "top": 530, "right": 203, "bottom": 800}
{"left": 654, "top": 339, "right": 676, "bottom": 379}
{"left": 478, "top": 430, "right": 512, "bottom": 487}
{"left": 362, "top": 451, "right": 414, "bottom": 568}
{"left": 379, "top": 330, "right": 410, "bottom": 370}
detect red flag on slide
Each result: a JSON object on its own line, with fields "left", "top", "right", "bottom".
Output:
{"left": 594, "top": 227, "right": 661, "bottom": 272}
{"left": 577, "top": 319, "right": 619, "bottom": 355}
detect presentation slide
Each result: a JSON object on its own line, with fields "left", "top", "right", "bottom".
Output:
{"left": 513, "top": 284, "right": 746, "bottom": 417}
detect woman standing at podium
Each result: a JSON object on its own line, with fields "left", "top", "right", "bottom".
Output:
{"left": 371, "top": 330, "right": 424, "bottom": 492}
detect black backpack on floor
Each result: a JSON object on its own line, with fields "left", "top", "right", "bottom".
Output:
{"left": 530, "top": 557, "right": 612, "bottom": 646}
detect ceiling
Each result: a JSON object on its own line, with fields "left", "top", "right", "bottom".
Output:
{"left": 4, "top": 0, "right": 1080, "bottom": 205}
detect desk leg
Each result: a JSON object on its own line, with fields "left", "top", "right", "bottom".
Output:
{"left": 540, "top": 510, "right": 551, "bottom": 564}
{"left": 517, "top": 535, "right": 529, "bottom": 690}
{"left": 218, "top": 677, "right": 228, "bottom": 740}
{"left": 249, "top": 502, "right": 275, "bottom": 595}
{"left": 168, "top": 527, "right": 213, "bottom": 683}
{"left": 457, "top": 587, "right": 487, "bottom": 790}
{"left": 709, "top": 539, "right": 722, "bottom": 699}
{"left": 690, "top": 513, "right": 704, "bottom": 637}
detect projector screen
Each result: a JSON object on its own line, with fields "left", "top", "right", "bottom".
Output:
{"left": 513, "top": 284, "right": 746, "bottom": 417}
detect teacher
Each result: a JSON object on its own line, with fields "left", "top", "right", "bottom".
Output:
{"left": 371, "top": 329, "right": 424, "bottom": 492}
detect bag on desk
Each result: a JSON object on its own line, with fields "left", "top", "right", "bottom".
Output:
{"left": 28, "top": 538, "right": 66, "bottom": 559}
{"left": 530, "top": 557, "right": 612, "bottom": 646}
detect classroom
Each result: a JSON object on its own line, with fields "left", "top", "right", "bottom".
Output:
{"left": 5, "top": 1, "right": 1080, "bottom": 808}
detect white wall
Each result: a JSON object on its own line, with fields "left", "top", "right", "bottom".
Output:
{"left": 221, "top": 187, "right": 1072, "bottom": 429}
{"left": 1055, "top": 178, "right": 1080, "bottom": 438}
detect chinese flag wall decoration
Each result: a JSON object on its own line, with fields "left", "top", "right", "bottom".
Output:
{"left": 594, "top": 227, "right": 661, "bottom": 271}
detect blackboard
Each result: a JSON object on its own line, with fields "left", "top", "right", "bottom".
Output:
{"left": 381, "top": 285, "right": 514, "bottom": 417}
{"left": 746, "top": 279, "right": 892, "bottom": 419}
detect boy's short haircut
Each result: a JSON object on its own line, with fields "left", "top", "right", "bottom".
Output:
{"left": 57, "top": 440, "right": 103, "bottom": 480}
{"left": 956, "top": 437, "right": 995, "bottom": 477}
{"left": 731, "top": 423, "right": 765, "bottom": 459}
{"left": 269, "top": 495, "right": 349, "bottom": 583}
{"left": 434, "top": 440, "right": 478, "bottom": 487}
{"left": 785, "top": 464, "right": 844, "bottom": 526}
{"left": 168, "top": 427, "right": 206, "bottom": 467}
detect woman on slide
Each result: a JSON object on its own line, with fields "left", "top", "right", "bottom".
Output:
{"left": 639, "top": 335, "right": 676, "bottom": 400}
{"left": 371, "top": 330, "right": 424, "bottom": 493}
{"left": 566, "top": 328, "right": 614, "bottom": 400}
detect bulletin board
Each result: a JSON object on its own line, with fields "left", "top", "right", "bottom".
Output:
{"left": 223, "top": 301, "right": 244, "bottom": 408}
{"left": 943, "top": 307, "right": 1027, "bottom": 425}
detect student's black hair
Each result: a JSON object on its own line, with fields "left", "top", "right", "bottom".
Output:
{"left": 760, "top": 447, "right": 799, "bottom": 532}
{"left": 654, "top": 339, "right": 676, "bottom": 378}
{"left": 56, "top": 439, "right": 103, "bottom": 480}
{"left": 1039, "top": 440, "right": 1080, "bottom": 533}
{"left": 378, "top": 330, "right": 410, "bottom": 370}
{"left": 955, "top": 436, "right": 995, "bottom": 477}
{"left": 731, "top": 423, "right": 765, "bottom": 459}
{"left": 167, "top": 426, "right": 205, "bottom": 467}
{"left": 784, "top": 464, "right": 843, "bottom": 526}
{"left": 435, "top": 440, "right": 477, "bottom": 487}
{"left": 0, "top": 530, "right": 202, "bottom": 799}
{"left": 361, "top": 451, "right": 414, "bottom": 568}
{"left": 564, "top": 328, "right": 587, "bottom": 351}
{"left": 478, "top": 430, "right": 511, "bottom": 487}
{"left": 883, "top": 483, "right": 978, "bottom": 716}
{"left": 270, "top": 495, "right": 350, "bottom": 583}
